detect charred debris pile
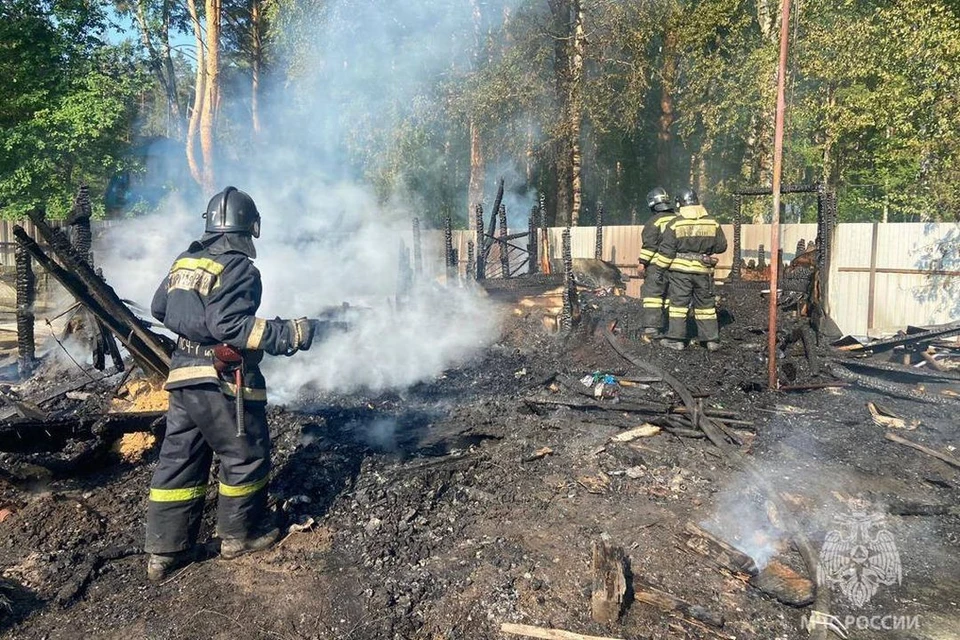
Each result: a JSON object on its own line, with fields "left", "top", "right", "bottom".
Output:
{"left": 0, "top": 186, "right": 958, "bottom": 638}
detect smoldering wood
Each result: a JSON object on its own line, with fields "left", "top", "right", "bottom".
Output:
{"left": 748, "top": 560, "right": 815, "bottom": 607}
{"left": 591, "top": 540, "right": 628, "bottom": 624}
{"left": 679, "top": 522, "right": 759, "bottom": 578}
{"left": 602, "top": 329, "right": 833, "bottom": 632}
{"left": 632, "top": 576, "right": 725, "bottom": 629}
{"left": 17, "top": 215, "right": 173, "bottom": 378}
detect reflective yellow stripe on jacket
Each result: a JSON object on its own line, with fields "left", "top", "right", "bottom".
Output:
{"left": 668, "top": 257, "right": 712, "bottom": 274}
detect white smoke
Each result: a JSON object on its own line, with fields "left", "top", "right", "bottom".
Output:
{"left": 95, "top": 0, "right": 526, "bottom": 404}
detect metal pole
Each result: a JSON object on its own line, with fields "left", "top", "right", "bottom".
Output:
{"left": 767, "top": 0, "right": 792, "bottom": 390}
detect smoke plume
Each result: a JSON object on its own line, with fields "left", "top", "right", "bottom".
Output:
{"left": 96, "top": 0, "right": 528, "bottom": 404}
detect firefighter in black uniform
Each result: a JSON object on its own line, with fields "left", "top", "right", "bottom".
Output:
{"left": 638, "top": 187, "right": 677, "bottom": 337}
{"left": 659, "top": 188, "right": 727, "bottom": 351}
{"left": 146, "top": 186, "right": 327, "bottom": 580}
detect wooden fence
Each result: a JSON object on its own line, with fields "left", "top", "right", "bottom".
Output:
{"left": 452, "top": 222, "right": 960, "bottom": 336}
{"left": 2, "top": 219, "right": 957, "bottom": 337}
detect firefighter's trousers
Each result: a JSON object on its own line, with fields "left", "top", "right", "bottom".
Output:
{"left": 665, "top": 270, "right": 719, "bottom": 342}
{"left": 145, "top": 385, "right": 270, "bottom": 554}
{"left": 639, "top": 264, "right": 669, "bottom": 331}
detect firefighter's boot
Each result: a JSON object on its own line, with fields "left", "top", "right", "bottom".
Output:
{"left": 220, "top": 526, "right": 280, "bottom": 560}
{"left": 147, "top": 549, "right": 195, "bottom": 582}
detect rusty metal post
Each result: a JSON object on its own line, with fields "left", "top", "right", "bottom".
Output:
{"left": 498, "top": 203, "right": 509, "bottom": 277}
{"left": 412, "top": 217, "right": 422, "bottom": 276}
{"left": 15, "top": 240, "right": 37, "bottom": 378}
{"left": 767, "top": 0, "right": 792, "bottom": 390}
{"left": 475, "top": 204, "right": 485, "bottom": 280}
{"left": 594, "top": 201, "right": 604, "bottom": 260}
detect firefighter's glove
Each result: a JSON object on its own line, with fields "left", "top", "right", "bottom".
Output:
{"left": 700, "top": 254, "right": 719, "bottom": 267}
{"left": 287, "top": 317, "right": 316, "bottom": 354}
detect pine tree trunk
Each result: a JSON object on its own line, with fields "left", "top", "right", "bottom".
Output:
{"left": 201, "top": 0, "right": 222, "bottom": 192}
{"left": 569, "top": 0, "right": 585, "bottom": 226}
{"left": 657, "top": 27, "right": 677, "bottom": 184}
{"left": 549, "top": 0, "right": 572, "bottom": 227}
{"left": 251, "top": 0, "right": 263, "bottom": 137}
{"left": 185, "top": 0, "right": 206, "bottom": 186}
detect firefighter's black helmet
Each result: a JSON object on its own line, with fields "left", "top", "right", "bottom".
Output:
{"left": 646, "top": 187, "right": 672, "bottom": 212}
{"left": 677, "top": 187, "right": 699, "bottom": 207}
{"left": 204, "top": 186, "right": 261, "bottom": 237}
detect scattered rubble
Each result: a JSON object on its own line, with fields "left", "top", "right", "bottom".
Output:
{"left": 0, "top": 231, "right": 957, "bottom": 639}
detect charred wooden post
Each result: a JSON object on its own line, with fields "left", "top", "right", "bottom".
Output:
{"left": 731, "top": 195, "right": 743, "bottom": 279}
{"left": 757, "top": 244, "right": 767, "bottom": 269}
{"left": 412, "top": 217, "right": 423, "bottom": 276}
{"left": 819, "top": 188, "right": 837, "bottom": 308}
{"left": 15, "top": 241, "right": 37, "bottom": 378}
{"left": 594, "top": 201, "right": 604, "bottom": 260}
{"left": 483, "top": 178, "right": 505, "bottom": 262}
{"left": 778, "top": 248, "right": 784, "bottom": 272}
{"left": 538, "top": 192, "right": 547, "bottom": 230}
{"left": 443, "top": 215, "right": 454, "bottom": 268}
{"left": 475, "top": 204, "right": 486, "bottom": 280}
{"left": 17, "top": 214, "right": 172, "bottom": 378}
{"left": 796, "top": 238, "right": 806, "bottom": 257}
{"left": 397, "top": 239, "right": 413, "bottom": 300}
{"left": 560, "top": 228, "right": 578, "bottom": 330}
{"left": 466, "top": 240, "right": 475, "bottom": 281}
{"left": 527, "top": 205, "right": 539, "bottom": 274}
{"left": 498, "top": 204, "right": 509, "bottom": 277}
{"left": 66, "top": 190, "right": 124, "bottom": 372}
{"left": 630, "top": 206, "right": 637, "bottom": 226}
{"left": 68, "top": 185, "right": 94, "bottom": 264}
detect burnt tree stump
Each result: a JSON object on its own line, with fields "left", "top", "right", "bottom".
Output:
{"left": 591, "top": 540, "right": 629, "bottom": 624}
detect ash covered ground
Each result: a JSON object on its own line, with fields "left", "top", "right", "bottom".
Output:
{"left": 1, "top": 283, "right": 958, "bottom": 640}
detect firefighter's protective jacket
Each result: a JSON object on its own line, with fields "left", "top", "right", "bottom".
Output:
{"left": 660, "top": 205, "right": 728, "bottom": 274}
{"left": 638, "top": 209, "right": 676, "bottom": 268}
{"left": 151, "top": 234, "right": 302, "bottom": 402}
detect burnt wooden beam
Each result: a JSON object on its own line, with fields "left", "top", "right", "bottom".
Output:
{"left": 0, "top": 411, "right": 165, "bottom": 452}
{"left": 633, "top": 576, "right": 725, "bottom": 629}
{"left": 14, "top": 223, "right": 171, "bottom": 379}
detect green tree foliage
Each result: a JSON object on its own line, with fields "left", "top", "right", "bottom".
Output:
{"left": 0, "top": 0, "right": 146, "bottom": 218}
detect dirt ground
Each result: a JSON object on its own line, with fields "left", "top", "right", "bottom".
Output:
{"left": 0, "top": 283, "right": 958, "bottom": 640}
